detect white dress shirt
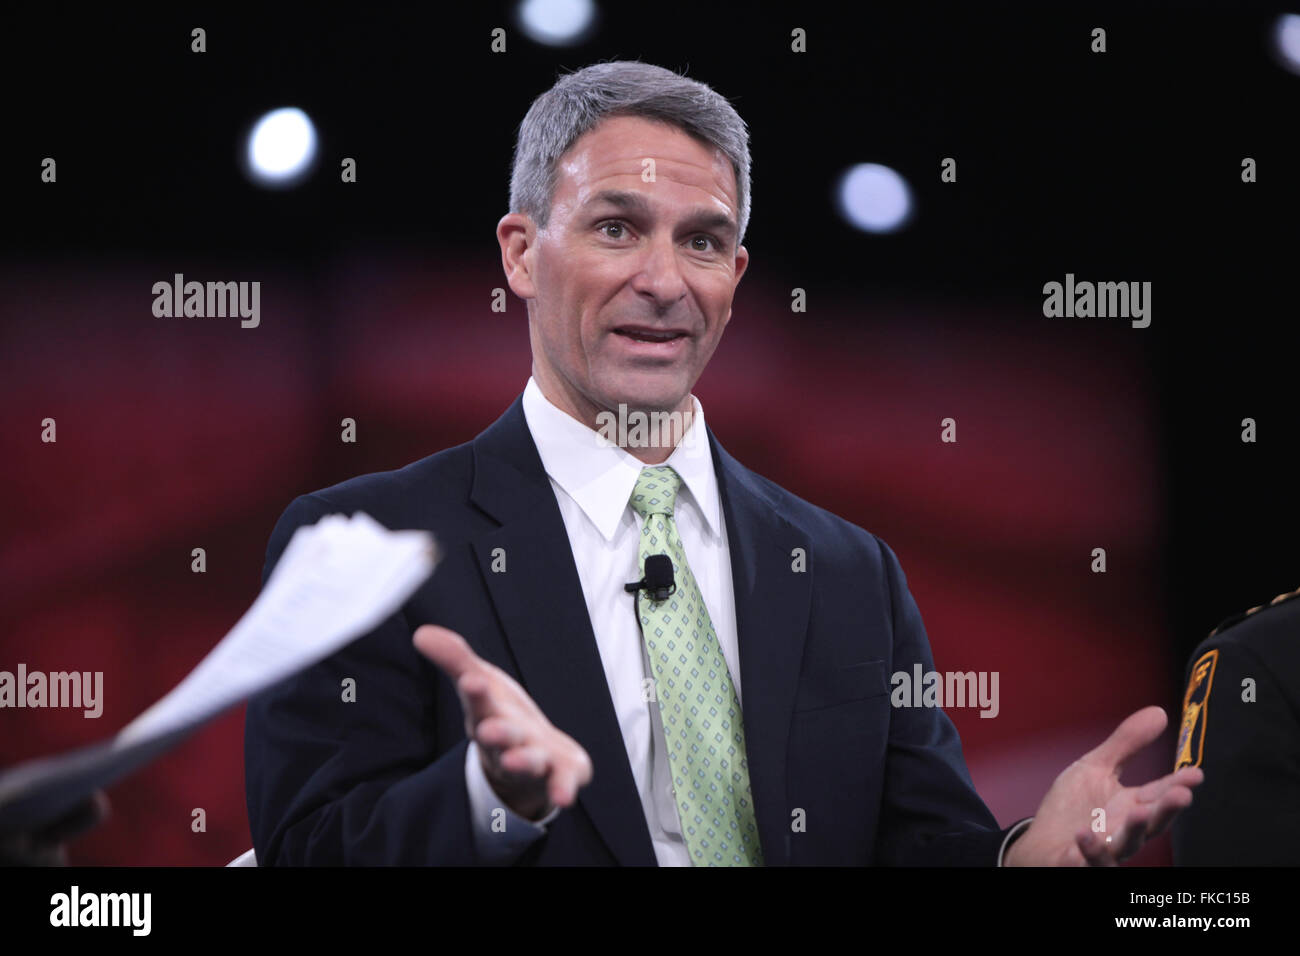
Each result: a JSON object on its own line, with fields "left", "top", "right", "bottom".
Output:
{"left": 465, "top": 376, "right": 739, "bottom": 865}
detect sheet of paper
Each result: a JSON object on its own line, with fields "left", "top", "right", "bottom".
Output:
{"left": 0, "top": 511, "right": 437, "bottom": 834}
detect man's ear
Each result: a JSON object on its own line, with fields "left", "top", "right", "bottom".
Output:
{"left": 719, "top": 245, "right": 749, "bottom": 331}
{"left": 497, "top": 212, "right": 537, "bottom": 300}
{"left": 732, "top": 243, "right": 750, "bottom": 289}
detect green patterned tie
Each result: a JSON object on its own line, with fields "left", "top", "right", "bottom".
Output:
{"left": 629, "top": 465, "right": 764, "bottom": 866}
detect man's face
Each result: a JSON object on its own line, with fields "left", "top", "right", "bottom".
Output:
{"left": 499, "top": 114, "right": 749, "bottom": 423}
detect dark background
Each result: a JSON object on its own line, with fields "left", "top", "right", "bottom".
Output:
{"left": 1, "top": 2, "right": 1296, "bottom": 864}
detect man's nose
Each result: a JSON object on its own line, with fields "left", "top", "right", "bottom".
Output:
{"left": 629, "top": 233, "right": 687, "bottom": 310}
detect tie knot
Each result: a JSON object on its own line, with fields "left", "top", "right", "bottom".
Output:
{"left": 629, "top": 465, "right": 682, "bottom": 519}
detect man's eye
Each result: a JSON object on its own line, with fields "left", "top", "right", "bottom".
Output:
{"left": 599, "top": 221, "right": 628, "bottom": 239}
{"left": 690, "top": 235, "right": 719, "bottom": 252}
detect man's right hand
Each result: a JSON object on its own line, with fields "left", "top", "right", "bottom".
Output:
{"left": 413, "top": 625, "right": 593, "bottom": 822}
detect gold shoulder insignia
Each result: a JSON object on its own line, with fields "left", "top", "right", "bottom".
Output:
{"left": 1208, "top": 584, "right": 1300, "bottom": 638}
{"left": 1175, "top": 649, "right": 1218, "bottom": 771}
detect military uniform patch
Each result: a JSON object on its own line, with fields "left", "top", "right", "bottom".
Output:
{"left": 1175, "top": 649, "right": 1218, "bottom": 770}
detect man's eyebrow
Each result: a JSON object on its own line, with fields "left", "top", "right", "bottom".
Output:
{"left": 583, "top": 189, "right": 738, "bottom": 240}
{"left": 584, "top": 190, "right": 653, "bottom": 215}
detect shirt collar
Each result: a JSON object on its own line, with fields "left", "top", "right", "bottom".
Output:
{"left": 521, "top": 376, "right": 722, "bottom": 543}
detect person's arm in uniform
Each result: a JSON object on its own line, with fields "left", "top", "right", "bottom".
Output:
{"left": 1172, "top": 590, "right": 1300, "bottom": 865}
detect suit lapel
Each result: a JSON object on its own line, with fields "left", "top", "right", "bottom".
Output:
{"left": 710, "top": 432, "right": 813, "bottom": 867}
{"left": 469, "top": 398, "right": 656, "bottom": 865}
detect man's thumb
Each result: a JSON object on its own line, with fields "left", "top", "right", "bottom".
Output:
{"left": 413, "top": 625, "right": 478, "bottom": 680}
{"left": 1090, "top": 705, "right": 1168, "bottom": 769}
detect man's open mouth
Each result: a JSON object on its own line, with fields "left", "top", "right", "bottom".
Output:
{"left": 612, "top": 326, "right": 688, "bottom": 343}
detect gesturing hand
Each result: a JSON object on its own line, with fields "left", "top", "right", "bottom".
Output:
{"left": 413, "top": 625, "right": 594, "bottom": 822}
{"left": 1005, "top": 706, "right": 1204, "bottom": 866}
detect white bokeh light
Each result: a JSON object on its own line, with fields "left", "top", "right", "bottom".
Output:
{"left": 245, "top": 107, "right": 318, "bottom": 188}
{"left": 1275, "top": 13, "right": 1300, "bottom": 74}
{"left": 836, "top": 163, "right": 914, "bottom": 234}
{"left": 517, "top": 0, "right": 597, "bottom": 47}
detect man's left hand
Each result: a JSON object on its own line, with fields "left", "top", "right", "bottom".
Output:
{"left": 1004, "top": 706, "right": 1203, "bottom": 866}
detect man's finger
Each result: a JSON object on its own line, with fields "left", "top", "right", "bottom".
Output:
{"left": 573, "top": 746, "right": 594, "bottom": 786}
{"left": 550, "top": 760, "right": 588, "bottom": 807}
{"left": 549, "top": 747, "right": 594, "bottom": 807}
{"left": 500, "top": 745, "right": 551, "bottom": 778}
{"left": 1113, "top": 808, "right": 1151, "bottom": 861}
{"left": 413, "top": 625, "right": 481, "bottom": 681}
{"left": 476, "top": 716, "right": 525, "bottom": 751}
{"left": 1087, "top": 705, "right": 1168, "bottom": 771}
{"left": 550, "top": 772, "right": 578, "bottom": 809}
{"left": 1135, "top": 766, "right": 1203, "bottom": 804}
{"left": 1076, "top": 829, "right": 1115, "bottom": 867}
{"left": 1142, "top": 785, "right": 1195, "bottom": 839}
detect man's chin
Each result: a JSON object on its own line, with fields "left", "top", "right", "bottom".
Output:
{"left": 597, "top": 384, "right": 691, "bottom": 416}
{"left": 591, "top": 367, "right": 693, "bottom": 414}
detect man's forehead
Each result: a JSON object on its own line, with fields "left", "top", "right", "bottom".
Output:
{"left": 555, "top": 116, "right": 738, "bottom": 209}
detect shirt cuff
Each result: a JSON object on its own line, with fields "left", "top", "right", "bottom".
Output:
{"left": 996, "top": 817, "right": 1034, "bottom": 867}
{"left": 465, "top": 740, "right": 559, "bottom": 863}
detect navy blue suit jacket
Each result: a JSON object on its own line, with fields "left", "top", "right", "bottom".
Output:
{"left": 245, "top": 395, "right": 1017, "bottom": 865}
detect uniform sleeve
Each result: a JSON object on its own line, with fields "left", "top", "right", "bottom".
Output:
{"left": 1172, "top": 638, "right": 1300, "bottom": 865}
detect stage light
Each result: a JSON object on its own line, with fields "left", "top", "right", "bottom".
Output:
{"left": 835, "top": 163, "right": 913, "bottom": 234}
{"left": 244, "top": 107, "right": 318, "bottom": 189}
{"left": 1275, "top": 13, "right": 1300, "bottom": 75}
{"left": 516, "top": 0, "right": 597, "bottom": 47}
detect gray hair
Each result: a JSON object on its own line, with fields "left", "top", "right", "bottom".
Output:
{"left": 508, "top": 60, "right": 752, "bottom": 248}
